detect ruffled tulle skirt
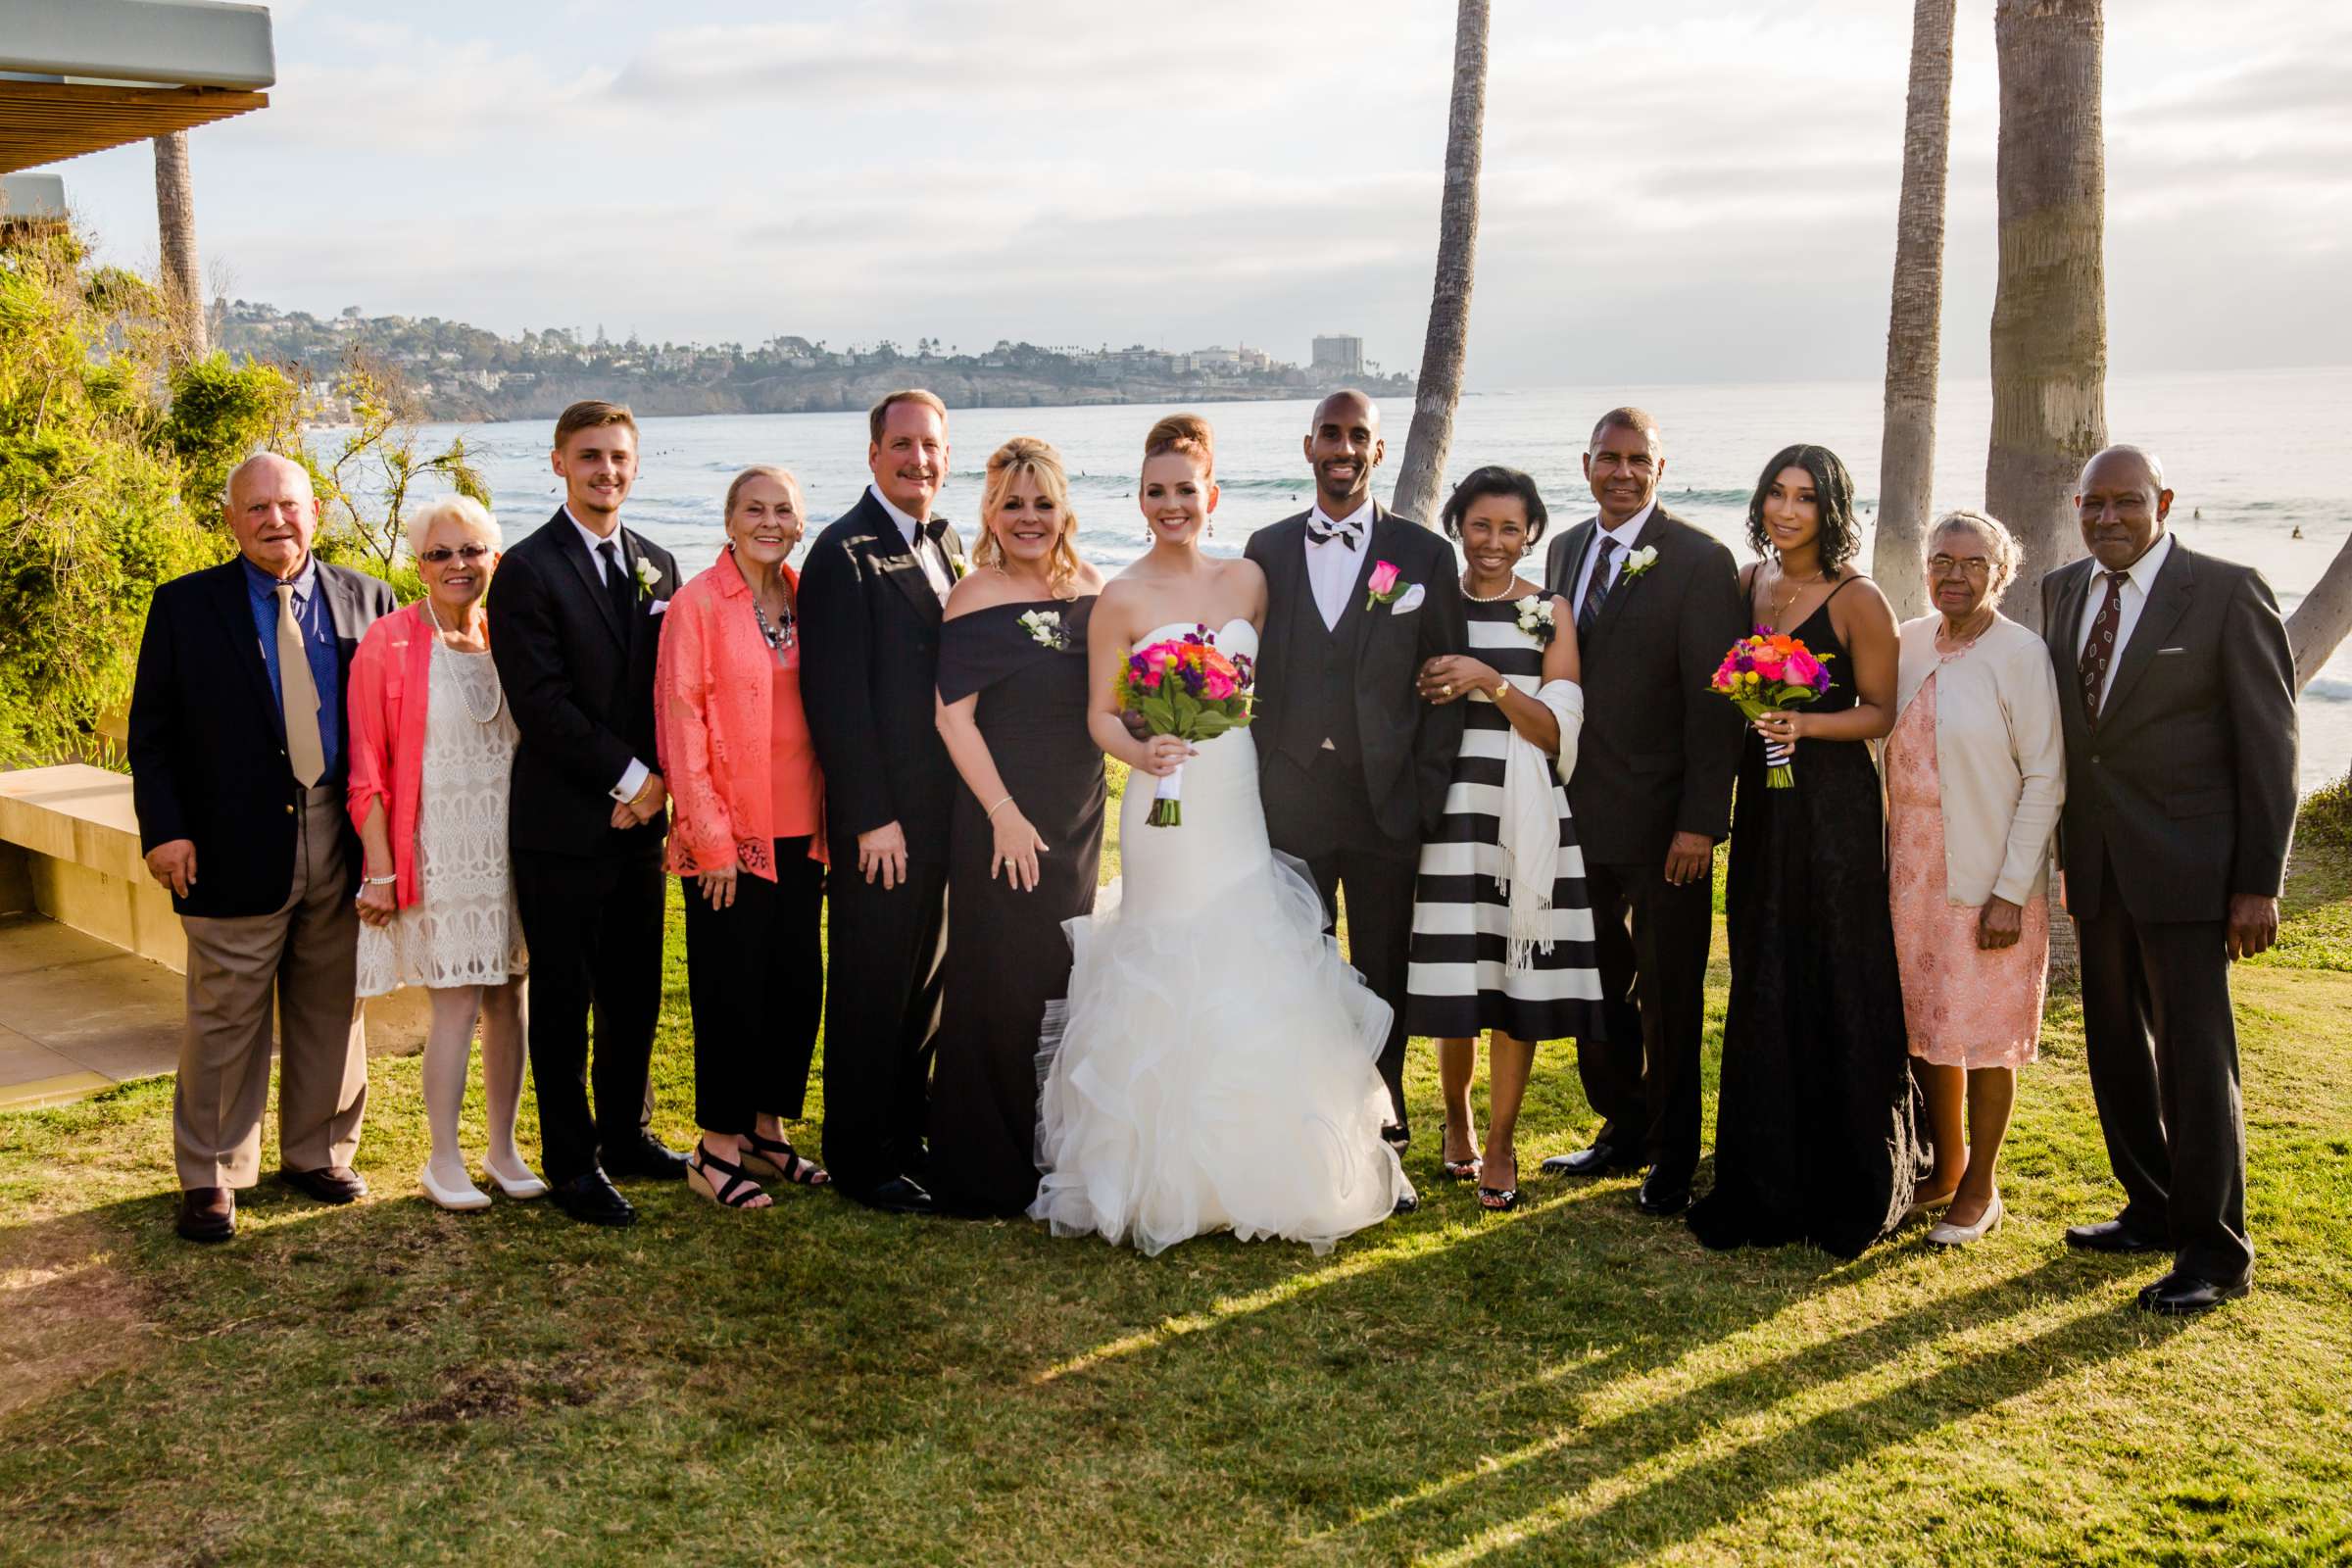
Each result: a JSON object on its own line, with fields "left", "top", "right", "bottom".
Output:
{"left": 1029, "top": 728, "right": 1407, "bottom": 1256}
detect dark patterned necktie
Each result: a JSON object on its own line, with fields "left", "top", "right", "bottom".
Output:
{"left": 1577, "top": 537, "right": 1623, "bottom": 637}
{"left": 598, "top": 539, "right": 634, "bottom": 629}
{"left": 1305, "top": 512, "right": 1363, "bottom": 548}
{"left": 2075, "top": 569, "right": 2132, "bottom": 724}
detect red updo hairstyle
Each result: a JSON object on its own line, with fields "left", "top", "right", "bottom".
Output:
{"left": 1142, "top": 413, "right": 1215, "bottom": 478}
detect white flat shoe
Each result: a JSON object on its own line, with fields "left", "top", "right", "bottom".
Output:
{"left": 419, "top": 1164, "right": 492, "bottom": 1212}
{"left": 482, "top": 1159, "right": 549, "bottom": 1200}
{"left": 1927, "top": 1193, "right": 2003, "bottom": 1247}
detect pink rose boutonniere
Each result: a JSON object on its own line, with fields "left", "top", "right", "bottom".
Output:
{"left": 1365, "top": 560, "right": 1408, "bottom": 612}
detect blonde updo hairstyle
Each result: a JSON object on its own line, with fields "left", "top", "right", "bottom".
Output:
{"left": 1924, "top": 506, "right": 2023, "bottom": 603}
{"left": 974, "top": 436, "right": 1083, "bottom": 598}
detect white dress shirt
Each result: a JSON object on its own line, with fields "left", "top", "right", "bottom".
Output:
{"left": 1571, "top": 500, "right": 1656, "bottom": 619}
{"left": 869, "top": 483, "right": 956, "bottom": 603}
{"left": 1304, "top": 497, "right": 1374, "bottom": 631}
{"left": 2073, "top": 529, "right": 2175, "bottom": 708}
{"left": 562, "top": 504, "right": 654, "bottom": 804}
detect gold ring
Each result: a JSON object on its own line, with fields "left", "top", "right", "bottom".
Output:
{"left": 1442, "top": 683, "right": 1452, "bottom": 696}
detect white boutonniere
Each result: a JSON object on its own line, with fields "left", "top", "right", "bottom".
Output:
{"left": 1620, "top": 544, "right": 1660, "bottom": 582}
{"left": 949, "top": 551, "right": 971, "bottom": 581}
{"left": 1018, "top": 609, "right": 1070, "bottom": 651}
{"left": 633, "top": 558, "right": 661, "bottom": 597}
{"left": 1515, "top": 595, "right": 1558, "bottom": 647}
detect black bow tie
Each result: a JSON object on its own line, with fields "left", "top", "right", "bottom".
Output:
{"left": 1306, "top": 513, "right": 1363, "bottom": 547}
{"left": 920, "top": 515, "right": 951, "bottom": 546}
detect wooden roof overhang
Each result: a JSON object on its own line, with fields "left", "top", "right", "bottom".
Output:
{"left": 0, "top": 80, "right": 269, "bottom": 174}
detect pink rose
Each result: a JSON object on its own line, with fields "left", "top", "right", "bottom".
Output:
{"left": 1201, "top": 671, "right": 1236, "bottom": 701}
{"left": 1785, "top": 650, "right": 1823, "bottom": 687}
{"left": 1368, "top": 560, "right": 1400, "bottom": 597}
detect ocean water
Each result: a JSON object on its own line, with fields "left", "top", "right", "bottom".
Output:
{"left": 399, "top": 369, "right": 2351, "bottom": 790}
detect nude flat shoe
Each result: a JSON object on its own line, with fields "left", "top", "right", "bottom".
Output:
{"left": 1927, "top": 1192, "right": 2003, "bottom": 1248}
{"left": 419, "top": 1163, "right": 493, "bottom": 1212}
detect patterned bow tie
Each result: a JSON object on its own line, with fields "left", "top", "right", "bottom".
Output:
{"left": 1306, "top": 513, "right": 1363, "bottom": 547}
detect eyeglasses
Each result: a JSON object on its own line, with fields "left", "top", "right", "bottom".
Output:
{"left": 418, "top": 544, "right": 492, "bottom": 564}
{"left": 1926, "top": 555, "right": 1991, "bottom": 580}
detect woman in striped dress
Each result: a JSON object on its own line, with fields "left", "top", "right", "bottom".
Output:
{"left": 1407, "top": 467, "right": 1606, "bottom": 1211}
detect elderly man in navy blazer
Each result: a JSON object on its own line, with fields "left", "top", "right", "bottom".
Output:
{"left": 2040, "top": 444, "right": 2297, "bottom": 1315}
{"left": 129, "top": 454, "right": 396, "bottom": 1243}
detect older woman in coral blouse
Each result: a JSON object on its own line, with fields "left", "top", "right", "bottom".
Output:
{"left": 656, "top": 466, "right": 830, "bottom": 1209}
{"left": 348, "top": 495, "right": 541, "bottom": 1212}
{"left": 1886, "top": 508, "right": 2065, "bottom": 1247}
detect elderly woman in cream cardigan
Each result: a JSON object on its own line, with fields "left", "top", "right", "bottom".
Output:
{"left": 1884, "top": 509, "right": 2065, "bottom": 1248}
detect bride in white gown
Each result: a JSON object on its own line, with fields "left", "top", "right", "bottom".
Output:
{"left": 1030, "top": 415, "right": 1410, "bottom": 1256}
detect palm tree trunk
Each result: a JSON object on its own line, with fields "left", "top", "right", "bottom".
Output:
{"left": 1984, "top": 0, "right": 2107, "bottom": 634}
{"left": 1872, "top": 0, "right": 1957, "bottom": 621}
{"left": 153, "top": 131, "right": 206, "bottom": 358}
{"left": 1390, "top": 0, "right": 1489, "bottom": 529}
{"left": 2287, "top": 527, "right": 2352, "bottom": 692}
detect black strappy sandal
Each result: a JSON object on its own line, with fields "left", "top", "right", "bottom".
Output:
{"left": 740, "top": 1127, "right": 830, "bottom": 1187}
{"left": 1438, "top": 1122, "right": 1483, "bottom": 1183}
{"left": 687, "top": 1141, "right": 770, "bottom": 1209}
{"left": 1478, "top": 1153, "right": 1521, "bottom": 1213}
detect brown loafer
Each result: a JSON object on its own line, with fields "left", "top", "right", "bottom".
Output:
{"left": 279, "top": 1165, "right": 368, "bottom": 1204}
{"left": 176, "top": 1186, "right": 236, "bottom": 1243}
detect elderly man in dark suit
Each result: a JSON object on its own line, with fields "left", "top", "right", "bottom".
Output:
{"left": 129, "top": 453, "right": 396, "bottom": 1243}
{"left": 799, "top": 389, "right": 966, "bottom": 1213}
{"left": 486, "top": 401, "right": 685, "bottom": 1228}
{"left": 2041, "top": 444, "right": 2297, "bottom": 1315}
{"left": 1536, "top": 408, "right": 1747, "bottom": 1217}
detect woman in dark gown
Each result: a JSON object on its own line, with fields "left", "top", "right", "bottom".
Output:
{"left": 1688, "top": 443, "right": 1926, "bottom": 1258}
{"left": 930, "top": 438, "right": 1107, "bottom": 1216}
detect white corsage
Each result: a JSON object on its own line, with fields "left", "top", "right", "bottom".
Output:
{"left": 633, "top": 558, "right": 661, "bottom": 597}
{"left": 949, "top": 551, "right": 971, "bottom": 581}
{"left": 1515, "top": 595, "right": 1558, "bottom": 647}
{"left": 1019, "top": 609, "right": 1071, "bottom": 651}
{"left": 1620, "top": 544, "right": 1660, "bottom": 582}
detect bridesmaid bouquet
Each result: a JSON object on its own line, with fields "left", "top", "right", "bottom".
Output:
{"left": 1710, "top": 629, "right": 1834, "bottom": 788}
{"left": 1117, "top": 626, "right": 1254, "bottom": 826}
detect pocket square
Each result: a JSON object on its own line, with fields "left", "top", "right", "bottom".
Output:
{"left": 1391, "top": 583, "right": 1426, "bottom": 613}
{"left": 2155, "top": 646, "right": 2183, "bottom": 655}
{"left": 649, "top": 599, "right": 668, "bottom": 616}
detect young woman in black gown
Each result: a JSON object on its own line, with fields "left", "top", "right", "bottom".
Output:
{"left": 1687, "top": 443, "right": 1926, "bottom": 1258}
{"left": 929, "top": 438, "right": 1108, "bottom": 1216}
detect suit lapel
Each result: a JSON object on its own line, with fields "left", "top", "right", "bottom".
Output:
{"left": 1338, "top": 507, "right": 1396, "bottom": 653}
{"left": 860, "top": 494, "right": 945, "bottom": 623}
{"left": 2051, "top": 563, "right": 2094, "bottom": 732}
{"left": 555, "top": 510, "right": 629, "bottom": 649}
{"left": 1555, "top": 518, "right": 1597, "bottom": 607}
{"left": 2098, "top": 542, "right": 2194, "bottom": 722}
{"left": 206, "top": 562, "right": 280, "bottom": 721}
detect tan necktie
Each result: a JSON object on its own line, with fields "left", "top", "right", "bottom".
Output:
{"left": 275, "top": 582, "right": 325, "bottom": 786}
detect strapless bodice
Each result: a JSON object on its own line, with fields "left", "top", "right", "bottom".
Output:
{"left": 1135, "top": 618, "right": 1258, "bottom": 659}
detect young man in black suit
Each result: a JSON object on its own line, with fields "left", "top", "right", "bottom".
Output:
{"left": 130, "top": 454, "right": 396, "bottom": 1243}
{"left": 1244, "top": 390, "right": 1467, "bottom": 1161}
{"left": 798, "top": 389, "right": 966, "bottom": 1213}
{"left": 485, "top": 402, "right": 684, "bottom": 1227}
{"left": 2042, "top": 444, "right": 2297, "bottom": 1314}
{"left": 1537, "top": 409, "right": 1746, "bottom": 1217}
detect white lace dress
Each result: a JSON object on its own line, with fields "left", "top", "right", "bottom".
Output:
{"left": 356, "top": 647, "right": 528, "bottom": 997}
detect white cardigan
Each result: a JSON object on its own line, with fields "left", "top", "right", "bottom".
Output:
{"left": 1892, "top": 613, "right": 2066, "bottom": 907}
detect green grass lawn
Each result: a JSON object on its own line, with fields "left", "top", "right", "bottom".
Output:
{"left": 2, "top": 791, "right": 2348, "bottom": 1566}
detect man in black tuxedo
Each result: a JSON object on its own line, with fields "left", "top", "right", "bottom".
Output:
{"left": 1245, "top": 390, "right": 1467, "bottom": 1159}
{"left": 2041, "top": 444, "right": 2296, "bottom": 1314}
{"left": 1537, "top": 409, "right": 1745, "bottom": 1217}
{"left": 485, "top": 401, "right": 685, "bottom": 1227}
{"left": 799, "top": 389, "right": 965, "bottom": 1212}
{"left": 129, "top": 453, "right": 395, "bottom": 1243}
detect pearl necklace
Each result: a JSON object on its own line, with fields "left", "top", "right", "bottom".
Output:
{"left": 425, "top": 600, "right": 503, "bottom": 724}
{"left": 1462, "top": 573, "right": 1523, "bottom": 604}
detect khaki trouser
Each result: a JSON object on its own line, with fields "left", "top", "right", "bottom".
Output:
{"left": 172, "top": 786, "right": 368, "bottom": 1190}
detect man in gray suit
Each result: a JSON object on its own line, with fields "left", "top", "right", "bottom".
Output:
{"left": 2040, "top": 444, "right": 2297, "bottom": 1314}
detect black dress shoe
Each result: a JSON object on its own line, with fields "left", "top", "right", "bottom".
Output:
{"left": 1635, "top": 1170, "right": 1691, "bottom": 1216}
{"left": 1542, "top": 1142, "right": 1642, "bottom": 1178}
{"left": 846, "top": 1174, "right": 936, "bottom": 1215}
{"left": 602, "top": 1132, "right": 690, "bottom": 1182}
{"left": 1393, "top": 1188, "right": 1421, "bottom": 1216}
{"left": 551, "top": 1170, "right": 637, "bottom": 1227}
{"left": 2138, "top": 1270, "right": 2250, "bottom": 1316}
{"left": 279, "top": 1165, "right": 367, "bottom": 1204}
{"left": 2064, "top": 1218, "right": 2165, "bottom": 1254}
{"left": 176, "top": 1186, "right": 236, "bottom": 1243}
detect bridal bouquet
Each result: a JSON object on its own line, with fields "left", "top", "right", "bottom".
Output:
{"left": 1710, "top": 629, "right": 1834, "bottom": 788}
{"left": 1117, "top": 626, "right": 1254, "bottom": 826}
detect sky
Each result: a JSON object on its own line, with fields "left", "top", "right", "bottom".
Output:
{"left": 39, "top": 0, "right": 2352, "bottom": 387}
